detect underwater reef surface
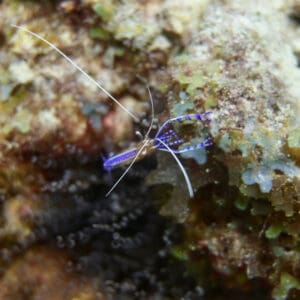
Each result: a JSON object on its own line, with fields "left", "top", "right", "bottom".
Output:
{"left": 0, "top": 0, "right": 300, "bottom": 299}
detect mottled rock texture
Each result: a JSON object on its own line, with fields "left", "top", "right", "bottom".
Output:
{"left": 0, "top": 0, "right": 300, "bottom": 299}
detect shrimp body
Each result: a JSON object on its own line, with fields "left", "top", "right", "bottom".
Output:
{"left": 104, "top": 112, "right": 213, "bottom": 171}
{"left": 103, "top": 112, "right": 213, "bottom": 197}
{"left": 103, "top": 148, "right": 138, "bottom": 171}
{"left": 10, "top": 24, "right": 212, "bottom": 198}
{"left": 103, "top": 139, "right": 157, "bottom": 171}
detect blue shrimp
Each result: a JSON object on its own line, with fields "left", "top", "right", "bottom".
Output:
{"left": 103, "top": 112, "right": 212, "bottom": 171}
{"left": 11, "top": 24, "right": 213, "bottom": 198}
{"left": 103, "top": 90, "right": 213, "bottom": 198}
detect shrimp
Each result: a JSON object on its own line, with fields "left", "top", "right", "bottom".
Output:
{"left": 103, "top": 88, "right": 213, "bottom": 198}
{"left": 10, "top": 24, "right": 213, "bottom": 199}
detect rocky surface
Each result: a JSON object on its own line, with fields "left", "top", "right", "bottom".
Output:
{"left": 0, "top": 0, "right": 300, "bottom": 299}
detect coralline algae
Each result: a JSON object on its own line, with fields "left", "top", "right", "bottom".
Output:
{"left": 1, "top": 0, "right": 300, "bottom": 299}
{"left": 161, "top": 0, "right": 300, "bottom": 299}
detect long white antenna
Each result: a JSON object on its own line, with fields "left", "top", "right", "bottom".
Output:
{"left": 154, "top": 137, "right": 194, "bottom": 198}
{"left": 105, "top": 142, "right": 148, "bottom": 197}
{"left": 144, "top": 86, "right": 154, "bottom": 139}
{"left": 10, "top": 24, "right": 138, "bottom": 121}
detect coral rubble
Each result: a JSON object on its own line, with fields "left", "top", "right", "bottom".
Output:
{"left": 0, "top": 0, "right": 300, "bottom": 299}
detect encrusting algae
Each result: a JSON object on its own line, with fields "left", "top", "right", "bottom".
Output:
{"left": 0, "top": 0, "right": 300, "bottom": 299}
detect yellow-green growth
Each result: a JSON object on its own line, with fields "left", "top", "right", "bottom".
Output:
{"left": 272, "top": 273, "right": 300, "bottom": 300}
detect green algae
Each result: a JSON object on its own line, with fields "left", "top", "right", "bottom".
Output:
{"left": 288, "top": 129, "right": 300, "bottom": 163}
{"left": 166, "top": 1, "right": 300, "bottom": 298}
{"left": 171, "top": 92, "right": 194, "bottom": 116}
{"left": 178, "top": 71, "right": 206, "bottom": 97}
{"left": 218, "top": 131, "right": 244, "bottom": 154}
{"left": 204, "top": 95, "right": 218, "bottom": 109}
{"left": 2, "top": 0, "right": 300, "bottom": 299}
{"left": 288, "top": 129, "right": 300, "bottom": 149}
{"left": 0, "top": 86, "right": 26, "bottom": 115}
{"left": 265, "top": 224, "right": 283, "bottom": 239}
{"left": 234, "top": 195, "right": 249, "bottom": 211}
{"left": 89, "top": 27, "right": 111, "bottom": 40}
{"left": 171, "top": 246, "right": 189, "bottom": 261}
{"left": 272, "top": 273, "right": 300, "bottom": 300}
{"left": 3, "top": 109, "right": 32, "bottom": 134}
{"left": 92, "top": 2, "right": 115, "bottom": 23}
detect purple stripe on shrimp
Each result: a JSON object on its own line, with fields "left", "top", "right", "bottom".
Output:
{"left": 167, "top": 112, "right": 212, "bottom": 124}
{"left": 103, "top": 112, "right": 213, "bottom": 172}
{"left": 153, "top": 112, "right": 212, "bottom": 152}
{"left": 155, "top": 136, "right": 213, "bottom": 153}
{"left": 103, "top": 148, "right": 137, "bottom": 171}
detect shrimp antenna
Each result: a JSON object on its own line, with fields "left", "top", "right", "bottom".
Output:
{"left": 105, "top": 142, "right": 148, "bottom": 197}
{"left": 145, "top": 86, "right": 155, "bottom": 139}
{"left": 154, "top": 137, "right": 194, "bottom": 198}
{"left": 105, "top": 86, "right": 155, "bottom": 197}
{"left": 10, "top": 24, "right": 138, "bottom": 122}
